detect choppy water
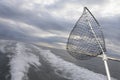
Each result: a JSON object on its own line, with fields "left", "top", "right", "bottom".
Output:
{"left": 0, "top": 40, "right": 119, "bottom": 80}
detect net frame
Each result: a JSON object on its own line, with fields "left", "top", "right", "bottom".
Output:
{"left": 66, "top": 7, "right": 106, "bottom": 60}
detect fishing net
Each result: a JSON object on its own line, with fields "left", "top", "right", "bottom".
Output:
{"left": 67, "top": 7, "right": 106, "bottom": 60}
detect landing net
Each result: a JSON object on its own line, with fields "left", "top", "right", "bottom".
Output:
{"left": 67, "top": 7, "right": 106, "bottom": 60}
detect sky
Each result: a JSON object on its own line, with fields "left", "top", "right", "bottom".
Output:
{"left": 0, "top": 0, "right": 120, "bottom": 49}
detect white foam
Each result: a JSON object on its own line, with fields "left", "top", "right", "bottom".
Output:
{"left": 0, "top": 40, "right": 41, "bottom": 80}
{"left": 39, "top": 49, "right": 117, "bottom": 80}
{"left": 10, "top": 43, "right": 41, "bottom": 80}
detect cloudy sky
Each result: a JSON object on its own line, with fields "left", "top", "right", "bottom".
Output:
{"left": 0, "top": 0, "right": 120, "bottom": 49}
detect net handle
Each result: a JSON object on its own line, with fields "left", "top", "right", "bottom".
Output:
{"left": 88, "top": 20, "right": 111, "bottom": 80}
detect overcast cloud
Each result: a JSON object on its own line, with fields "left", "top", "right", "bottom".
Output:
{"left": 0, "top": 0, "right": 120, "bottom": 49}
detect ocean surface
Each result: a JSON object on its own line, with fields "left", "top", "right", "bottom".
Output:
{"left": 0, "top": 39, "right": 120, "bottom": 80}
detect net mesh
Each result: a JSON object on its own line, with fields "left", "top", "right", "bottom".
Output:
{"left": 67, "top": 7, "right": 106, "bottom": 60}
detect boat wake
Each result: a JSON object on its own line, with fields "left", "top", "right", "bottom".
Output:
{"left": 0, "top": 40, "right": 117, "bottom": 80}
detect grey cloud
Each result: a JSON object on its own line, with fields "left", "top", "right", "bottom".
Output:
{"left": 0, "top": 2, "right": 71, "bottom": 32}
{"left": 97, "top": 16, "right": 120, "bottom": 45}
{"left": 45, "top": 0, "right": 106, "bottom": 10}
{"left": 0, "top": 1, "right": 72, "bottom": 47}
{"left": 0, "top": 0, "right": 119, "bottom": 48}
{"left": 32, "top": 36, "right": 67, "bottom": 44}
{"left": 0, "top": 23, "right": 26, "bottom": 41}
